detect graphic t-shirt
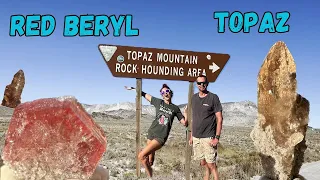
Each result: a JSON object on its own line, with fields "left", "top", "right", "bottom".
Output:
{"left": 148, "top": 97, "right": 184, "bottom": 140}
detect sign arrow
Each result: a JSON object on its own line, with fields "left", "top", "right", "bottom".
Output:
{"left": 98, "top": 44, "right": 230, "bottom": 82}
{"left": 209, "top": 62, "right": 220, "bottom": 73}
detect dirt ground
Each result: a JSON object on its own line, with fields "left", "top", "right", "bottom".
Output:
{"left": 94, "top": 117, "right": 320, "bottom": 180}
{"left": 0, "top": 114, "right": 319, "bottom": 180}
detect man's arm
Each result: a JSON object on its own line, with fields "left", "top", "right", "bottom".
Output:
{"left": 182, "top": 105, "right": 188, "bottom": 126}
{"left": 215, "top": 111, "right": 223, "bottom": 137}
{"left": 209, "top": 111, "right": 222, "bottom": 147}
{"left": 183, "top": 112, "right": 188, "bottom": 126}
{"left": 212, "top": 94, "right": 223, "bottom": 143}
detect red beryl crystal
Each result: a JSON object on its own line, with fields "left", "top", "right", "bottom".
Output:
{"left": 1, "top": 96, "right": 107, "bottom": 179}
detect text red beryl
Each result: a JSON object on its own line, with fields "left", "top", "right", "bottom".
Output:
{"left": 1, "top": 96, "right": 107, "bottom": 179}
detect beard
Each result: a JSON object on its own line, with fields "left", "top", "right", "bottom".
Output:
{"left": 198, "top": 86, "right": 207, "bottom": 92}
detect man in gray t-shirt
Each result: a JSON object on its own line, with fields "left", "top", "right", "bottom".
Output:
{"left": 189, "top": 74, "right": 223, "bottom": 180}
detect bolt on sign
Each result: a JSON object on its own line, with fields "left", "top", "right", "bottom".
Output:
{"left": 98, "top": 44, "right": 230, "bottom": 82}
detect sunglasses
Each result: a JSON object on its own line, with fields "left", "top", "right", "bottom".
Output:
{"left": 197, "top": 81, "right": 208, "bottom": 86}
{"left": 161, "top": 89, "right": 171, "bottom": 95}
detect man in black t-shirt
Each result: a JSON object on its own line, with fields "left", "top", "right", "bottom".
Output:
{"left": 189, "top": 74, "right": 223, "bottom": 180}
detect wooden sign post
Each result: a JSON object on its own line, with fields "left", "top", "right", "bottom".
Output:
{"left": 135, "top": 78, "right": 142, "bottom": 177}
{"left": 185, "top": 82, "right": 194, "bottom": 180}
{"left": 98, "top": 44, "right": 230, "bottom": 178}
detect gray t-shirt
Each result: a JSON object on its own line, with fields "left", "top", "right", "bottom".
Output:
{"left": 191, "top": 92, "right": 222, "bottom": 138}
{"left": 148, "top": 97, "right": 184, "bottom": 140}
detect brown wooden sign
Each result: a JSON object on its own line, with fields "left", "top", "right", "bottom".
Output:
{"left": 98, "top": 44, "right": 230, "bottom": 82}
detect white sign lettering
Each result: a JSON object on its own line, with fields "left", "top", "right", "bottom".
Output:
{"left": 187, "top": 68, "right": 206, "bottom": 77}
{"left": 115, "top": 63, "right": 138, "bottom": 73}
{"left": 157, "top": 53, "right": 198, "bottom": 64}
{"left": 127, "top": 51, "right": 152, "bottom": 61}
{"left": 141, "top": 65, "right": 184, "bottom": 76}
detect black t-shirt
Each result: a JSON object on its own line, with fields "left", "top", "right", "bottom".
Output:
{"left": 148, "top": 97, "right": 184, "bottom": 140}
{"left": 191, "top": 92, "right": 222, "bottom": 138}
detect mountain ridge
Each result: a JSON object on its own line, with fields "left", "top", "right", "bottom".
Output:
{"left": 83, "top": 100, "right": 258, "bottom": 127}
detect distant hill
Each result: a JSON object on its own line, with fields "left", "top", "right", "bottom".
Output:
{"left": 0, "top": 101, "right": 318, "bottom": 129}
{"left": 82, "top": 100, "right": 258, "bottom": 127}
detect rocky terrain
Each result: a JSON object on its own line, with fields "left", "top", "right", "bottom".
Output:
{"left": 0, "top": 101, "right": 319, "bottom": 180}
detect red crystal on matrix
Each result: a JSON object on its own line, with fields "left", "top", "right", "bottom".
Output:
{"left": 1, "top": 96, "right": 107, "bottom": 179}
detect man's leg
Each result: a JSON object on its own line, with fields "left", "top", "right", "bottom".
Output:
{"left": 203, "top": 138, "right": 219, "bottom": 180}
{"left": 193, "top": 138, "right": 210, "bottom": 180}
{"left": 138, "top": 139, "right": 162, "bottom": 177}
{"left": 207, "top": 163, "right": 219, "bottom": 180}
{"left": 200, "top": 159, "right": 210, "bottom": 180}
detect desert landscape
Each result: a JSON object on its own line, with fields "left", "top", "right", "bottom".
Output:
{"left": 1, "top": 41, "right": 319, "bottom": 180}
{"left": 1, "top": 100, "right": 319, "bottom": 180}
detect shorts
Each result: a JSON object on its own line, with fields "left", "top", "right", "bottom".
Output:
{"left": 147, "top": 132, "right": 166, "bottom": 146}
{"left": 192, "top": 137, "right": 218, "bottom": 163}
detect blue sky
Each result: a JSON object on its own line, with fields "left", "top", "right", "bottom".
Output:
{"left": 0, "top": 0, "right": 319, "bottom": 128}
